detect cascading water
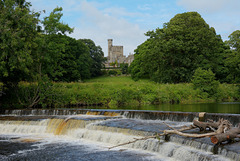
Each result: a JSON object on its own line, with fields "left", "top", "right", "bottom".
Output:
{"left": 0, "top": 109, "right": 239, "bottom": 161}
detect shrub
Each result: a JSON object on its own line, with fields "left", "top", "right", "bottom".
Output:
{"left": 108, "top": 70, "right": 118, "bottom": 76}
{"left": 111, "top": 88, "right": 134, "bottom": 105}
{"left": 120, "top": 63, "right": 128, "bottom": 74}
{"left": 192, "top": 68, "right": 219, "bottom": 98}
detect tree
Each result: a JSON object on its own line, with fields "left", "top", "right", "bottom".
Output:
{"left": 225, "top": 30, "right": 240, "bottom": 83}
{"left": 120, "top": 63, "right": 128, "bottom": 74}
{"left": 130, "top": 12, "right": 226, "bottom": 83}
{"left": 42, "top": 7, "right": 73, "bottom": 35}
{"left": 40, "top": 7, "right": 74, "bottom": 81}
{"left": 129, "top": 28, "right": 165, "bottom": 81}
{"left": 52, "top": 36, "right": 91, "bottom": 82}
{"left": 226, "top": 30, "right": 240, "bottom": 52}
{"left": 0, "top": 0, "right": 40, "bottom": 85}
{"left": 80, "top": 39, "right": 105, "bottom": 77}
{"left": 0, "top": 0, "right": 41, "bottom": 107}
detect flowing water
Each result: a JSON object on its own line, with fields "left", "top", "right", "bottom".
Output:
{"left": 0, "top": 109, "right": 239, "bottom": 161}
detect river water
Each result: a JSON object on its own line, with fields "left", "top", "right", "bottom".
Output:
{"left": 0, "top": 134, "right": 167, "bottom": 161}
{"left": 107, "top": 102, "right": 240, "bottom": 114}
{"left": 0, "top": 103, "right": 239, "bottom": 160}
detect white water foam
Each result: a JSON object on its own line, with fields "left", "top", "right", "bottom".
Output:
{"left": 66, "top": 126, "right": 232, "bottom": 161}
{"left": 0, "top": 117, "right": 235, "bottom": 161}
{"left": 0, "top": 120, "right": 49, "bottom": 135}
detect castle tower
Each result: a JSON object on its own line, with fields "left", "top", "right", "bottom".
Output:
{"left": 108, "top": 39, "right": 113, "bottom": 59}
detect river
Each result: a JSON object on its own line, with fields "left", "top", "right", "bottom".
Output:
{"left": 77, "top": 102, "right": 240, "bottom": 114}
{"left": 0, "top": 102, "right": 239, "bottom": 160}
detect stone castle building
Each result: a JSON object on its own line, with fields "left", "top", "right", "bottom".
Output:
{"left": 105, "top": 39, "right": 134, "bottom": 67}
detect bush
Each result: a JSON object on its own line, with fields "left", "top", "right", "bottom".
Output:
{"left": 120, "top": 63, "right": 128, "bottom": 74}
{"left": 192, "top": 68, "right": 219, "bottom": 98}
{"left": 111, "top": 88, "right": 134, "bottom": 105}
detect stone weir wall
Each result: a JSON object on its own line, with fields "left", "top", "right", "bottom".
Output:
{"left": 0, "top": 109, "right": 239, "bottom": 126}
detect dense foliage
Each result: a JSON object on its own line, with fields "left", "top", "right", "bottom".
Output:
{"left": 0, "top": 0, "right": 40, "bottom": 85}
{"left": 130, "top": 12, "right": 228, "bottom": 83}
{"left": 0, "top": 0, "right": 105, "bottom": 108}
{"left": 225, "top": 30, "right": 240, "bottom": 83}
{"left": 192, "top": 68, "right": 219, "bottom": 98}
{"left": 15, "top": 76, "right": 240, "bottom": 108}
{"left": 80, "top": 39, "right": 106, "bottom": 77}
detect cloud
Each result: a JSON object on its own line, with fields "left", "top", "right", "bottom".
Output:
{"left": 138, "top": 4, "right": 151, "bottom": 11}
{"left": 70, "top": 0, "right": 146, "bottom": 56}
{"left": 177, "top": 0, "right": 240, "bottom": 16}
{"left": 103, "top": 7, "right": 142, "bottom": 18}
{"left": 29, "top": 0, "right": 147, "bottom": 56}
{"left": 177, "top": 0, "right": 228, "bottom": 13}
{"left": 177, "top": 0, "right": 240, "bottom": 40}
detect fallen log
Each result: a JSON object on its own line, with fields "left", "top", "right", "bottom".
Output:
{"left": 161, "top": 129, "right": 217, "bottom": 138}
{"left": 193, "top": 120, "right": 220, "bottom": 131}
{"left": 211, "top": 127, "right": 240, "bottom": 144}
{"left": 108, "top": 119, "right": 238, "bottom": 150}
{"left": 160, "top": 120, "right": 229, "bottom": 138}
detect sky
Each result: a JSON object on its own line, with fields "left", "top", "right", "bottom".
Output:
{"left": 29, "top": 0, "right": 240, "bottom": 57}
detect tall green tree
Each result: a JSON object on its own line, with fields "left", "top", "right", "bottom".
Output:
{"left": 63, "top": 37, "right": 92, "bottom": 81}
{"left": 0, "top": 0, "right": 41, "bottom": 107}
{"left": 0, "top": 0, "right": 40, "bottom": 85}
{"left": 40, "top": 7, "right": 74, "bottom": 81}
{"left": 130, "top": 12, "right": 226, "bottom": 83}
{"left": 80, "top": 39, "right": 105, "bottom": 77}
{"left": 225, "top": 30, "right": 240, "bottom": 83}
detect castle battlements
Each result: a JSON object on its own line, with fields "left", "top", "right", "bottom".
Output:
{"left": 105, "top": 39, "right": 134, "bottom": 67}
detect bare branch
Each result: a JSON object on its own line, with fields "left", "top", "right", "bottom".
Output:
{"left": 108, "top": 136, "right": 156, "bottom": 150}
{"left": 108, "top": 119, "right": 239, "bottom": 149}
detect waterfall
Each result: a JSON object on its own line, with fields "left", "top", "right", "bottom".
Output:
{"left": 0, "top": 119, "right": 49, "bottom": 134}
{"left": 122, "top": 110, "right": 199, "bottom": 122}
{"left": 0, "top": 110, "right": 239, "bottom": 160}
{"left": 1, "top": 109, "right": 239, "bottom": 126}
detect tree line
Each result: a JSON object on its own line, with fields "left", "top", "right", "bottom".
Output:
{"left": 0, "top": 0, "right": 105, "bottom": 107}
{"left": 129, "top": 12, "right": 240, "bottom": 84}
{"left": 0, "top": 1, "right": 105, "bottom": 84}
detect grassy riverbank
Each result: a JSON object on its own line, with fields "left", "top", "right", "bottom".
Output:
{"left": 14, "top": 76, "right": 239, "bottom": 108}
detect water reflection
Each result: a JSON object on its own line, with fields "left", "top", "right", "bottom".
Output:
{"left": 88, "top": 102, "right": 240, "bottom": 114}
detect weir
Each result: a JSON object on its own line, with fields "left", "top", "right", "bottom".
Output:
{"left": 0, "top": 109, "right": 239, "bottom": 160}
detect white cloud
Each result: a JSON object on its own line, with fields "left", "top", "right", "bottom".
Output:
{"left": 70, "top": 0, "right": 146, "bottom": 56}
{"left": 29, "top": 0, "right": 147, "bottom": 56}
{"left": 177, "top": 0, "right": 240, "bottom": 40}
{"left": 177, "top": 0, "right": 228, "bottom": 13}
{"left": 103, "top": 7, "right": 142, "bottom": 18}
{"left": 138, "top": 4, "right": 151, "bottom": 11}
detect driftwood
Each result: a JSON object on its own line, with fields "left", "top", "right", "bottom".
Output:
{"left": 211, "top": 127, "right": 240, "bottom": 144}
{"left": 108, "top": 136, "right": 156, "bottom": 150}
{"left": 160, "top": 119, "right": 232, "bottom": 139}
{"left": 193, "top": 119, "right": 220, "bottom": 131}
{"left": 108, "top": 119, "right": 240, "bottom": 149}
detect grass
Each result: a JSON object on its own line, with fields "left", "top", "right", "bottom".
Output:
{"left": 4, "top": 76, "right": 240, "bottom": 108}
{"left": 43, "top": 76, "right": 240, "bottom": 107}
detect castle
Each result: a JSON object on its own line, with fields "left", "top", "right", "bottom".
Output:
{"left": 105, "top": 39, "right": 134, "bottom": 67}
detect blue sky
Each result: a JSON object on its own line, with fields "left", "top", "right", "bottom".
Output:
{"left": 29, "top": 0, "right": 240, "bottom": 56}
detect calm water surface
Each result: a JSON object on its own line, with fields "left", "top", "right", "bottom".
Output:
{"left": 90, "top": 102, "right": 240, "bottom": 114}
